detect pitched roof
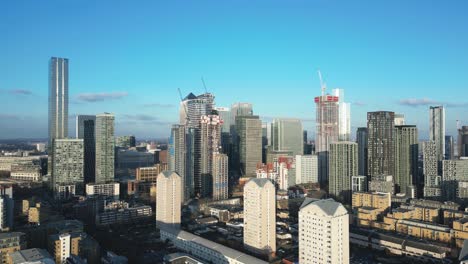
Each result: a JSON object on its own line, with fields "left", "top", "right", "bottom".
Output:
{"left": 184, "top": 93, "right": 197, "bottom": 100}
{"left": 300, "top": 198, "right": 348, "bottom": 217}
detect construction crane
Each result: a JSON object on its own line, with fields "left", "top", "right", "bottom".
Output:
{"left": 318, "top": 70, "right": 326, "bottom": 96}
{"left": 178, "top": 88, "right": 190, "bottom": 126}
{"left": 201, "top": 77, "right": 208, "bottom": 94}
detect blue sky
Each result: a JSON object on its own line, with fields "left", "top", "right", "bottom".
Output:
{"left": 1, "top": 0, "right": 468, "bottom": 139}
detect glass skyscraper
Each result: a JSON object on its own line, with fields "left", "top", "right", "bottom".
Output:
{"left": 48, "top": 57, "right": 69, "bottom": 145}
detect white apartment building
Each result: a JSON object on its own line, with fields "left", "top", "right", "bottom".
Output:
{"left": 295, "top": 155, "right": 318, "bottom": 184}
{"left": 156, "top": 171, "right": 181, "bottom": 230}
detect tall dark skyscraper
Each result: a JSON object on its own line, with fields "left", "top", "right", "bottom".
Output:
{"left": 394, "top": 125, "right": 418, "bottom": 194}
{"left": 445, "top": 135, "right": 454, "bottom": 160}
{"left": 367, "top": 111, "right": 395, "bottom": 179}
{"left": 48, "top": 57, "right": 69, "bottom": 145}
{"left": 429, "top": 106, "right": 445, "bottom": 162}
{"left": 458, "top": 126, "right": 468, "bottom": 158}
{"left": 356, "top": 127, "right": 368, "bottom": 176}
{"left": 76, "top": 115, "right": 96, "bottom": 184}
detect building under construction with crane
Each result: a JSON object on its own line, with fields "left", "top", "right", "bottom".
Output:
{"left": 314, "top": 71, "right": 339, "bottom": 184}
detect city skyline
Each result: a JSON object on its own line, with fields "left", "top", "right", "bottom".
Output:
{"left": 2, "top": 1, "right": 468, "bottom": 140}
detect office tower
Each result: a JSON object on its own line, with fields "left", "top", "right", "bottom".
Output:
{"left": 332, "top": 89, "right": 351, "bottom": 141}
{"left": 458, "top": 126, "right": 468, "bottom": 158}
{"left": 429, "top": 106, "right": 445, "bottom": 161}
{"left": 445, "top": 136, "right": 454, "bottom": 160}
{"left": 422, "top": 141, "right": 442, "bottom": 198}
{"left": 442, "top": 160, "right": 468, "bottom": 200}
{"left": 299, "top": 198, "right": 349, "bottom": 264}
{"left": 136, "top": 164, "right": 168, "bottom": 182}
{"left": 0, "top": 232, "right": 26, "bottom": 264}
{"left": 367, "top": 111, "right": 395, "bottom": 178}
{"left": 200, "top": 115, "right": 222, "bottom": 197}
{"left": 272, "top": 118, "right": 304, "bottom": 156}
{"left": 394, "top": 114, "right": 405, "bottom": 125}
{"left": 48, "top": 57, "right": 69, "bottom": 146}
{"left": 76, "top": 115, "right": 96, "bottom": 184}
{"left": 168, "top": 125, "right": 189, "bottom": 201}
{"left": 351, "top": 175, "right": 367, "bottom": 192}
{"left": 329, "top": 142, "right": 358, "bottom": 204}
{"left": 262, "top": 123, "right": 269, "bottom": 163}
{"left": 212, "top": 153, "right": 228, "bottom": 201}
{"left": 215, "top": 107, "right": 231, "bottom": 155}
{"left": 115, "top": 135, "right": 136, "bottom": 148}
{"left": 51, "top": 139, "right": 84, "bottom": 194}
{"left": 179, "top": 93, "right": 214, "bottom": 129}
{"left": 243, "top": 178, "right": 276, "bottom": 255}
{"left": 315, "top": 93, "right": 339, "bottom": 183}
{"left": 356, "top": 127, "right": 368, "bottom": 176}
{"left": 156, "top": 171, "right": 181, "bottom": 230}
{"left": 394, "top": 125, "right": 418, "bottom": 194}
{"left": 214, "top": 107, "right": 230, "bottom": 133}
{"left": 295, "top": 155, "right": 318, "bottom": 184}
{"left": 0, "top": 186, "right": 13, "bottom": 231}
{"left": 230, "top": 102, "right": 253, "bottom": 127}
{"left": 95, "top": 113, "right": 115, "bottom": 184}
{"left": 236, "top": 116, "right": 262, "bottom": 177}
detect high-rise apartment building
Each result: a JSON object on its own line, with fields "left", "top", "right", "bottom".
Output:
{"left": 243, "top": 178, "right": 276, "bottom": 256}
{"left": 115, "top": 135, "right": 136, "bottom": 148}
{"left": 236, "top": 116, "right": 262, "bottom": 177}
{"left": 429, "top": 106, "right": 445, "bottom": 161}
{"left": 299, "top": 198, "right": 349, "bottom": 264}
{"left": 212, "top": 153, "right": 228, "bottom": 201}
{"left": 367, "top": 111, "right": 395, "bottom": 179}
{"left": 272, "top": 118, "right": 304, "bottom": 156}
{"left": 422, "top": 141, "right": 441, "bottom": 199}
{"left": 95, "top": 113, "right": 115, "bottom": 184}
{"left": 315, "top": 94, "right": 339, "bottom": 183}
{"left": 76, "top": 115, "right": 96, "bottom": 184}
{"left": 458, "top": 126, "right": 468, "bottom": 158}
{"left": 329, "top": 142, "right": 358, "bottom": 204}
{"left": 0, "top": 186, "right": 14, "bottom": 231}
{"left": 200, "top": 115, "right": 222, "bottom": 197}
{"left": 295, "top": 155, "right": 318, "bottom": 184}
{"left": 179, "top": 93, "right": 214, "bottom": 129}
{"left": 48, "top": 57, "right": 69, "bottom": 146}
{"left": 332, "top": 89, "right": 351, "bottom": 141}
{"left": 356, "top": 127, "right": 368, "bottom": 176}
{"left": 51, "top": 139, "right": 84, "bottom": 193}
{"left": 156, "top": 171, "right": 181, "bottom": 230}
{"left": 394, "top": 125, "right": 418, "bottom": 194}
{"left": 442, "top": 159, "right": 468, "bottom": 200}
{"left": 168, "top": 125, "right": 189, "bottom": 201}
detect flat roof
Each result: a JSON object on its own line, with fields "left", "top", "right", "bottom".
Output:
{"left": 170, "top": 230, "right": 268, "bottom": 264}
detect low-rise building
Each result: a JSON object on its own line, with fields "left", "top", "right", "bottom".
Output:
{"left": 0, "top": 232, "right": 26, "bottom": 264}
{"left": 9, "top": 248, "right": 54, "bottom": 264}
{"left": 85, "top": 182, "right": 120, "bottom": 200}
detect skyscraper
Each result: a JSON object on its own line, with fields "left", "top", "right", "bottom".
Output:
{"left": 458, "top": 126, "right": 468, "bottom": 158}
{"left": 156, "top": 171, "right": 181, "bottom": 230}
{"left": 179, "top": 93, "right": 214, "bottom": 129}
{"left": 200, "top": 115, "right": 222, "bottom": 197}
{"left": 236, "top": 116, "right": 262, "bottom": 177}
{"left": 95, "top": 113, "right": 115, "bottom": 184}
{"left": 212, "top": 153, "right": 228, "bottom": 201}
{"left": 315, "top": 94, "right": 339, "bottom": 183}
{"left": 299, "top": 198, "right": 349, "bottom": 264}
{"left": 394, "top": 125, "right": 418, "bottom": 194}
{"left": 422, "top": 141, "right": 441, "bottom": 199}
{"left": 243, "top": 178, "right": 276, "bottom": 256}
{"left": 76, "top": 115, "right": 96, "bottom": 184}
{"left": 230, "top": 102, "right": 253, "bottom": 128}
{"left": 272, "top": 118, "right": 304, "bottom": 156}
{"left": 51, "top": 139, "right": 84, "bottom": 196}
{"left": 48, "top": 57, "right": 69, "bottom": 146}
{"left": 329, "top": 142, "right": 358, "bottom": 204}
{"left": 367, "top": 111, "right": 395, "bottom": 179}
{"left": 429, "top": 106, "right": 445, "bottom": 161}
{"left": 0, "top": 185, "right": 13, "bottom": 231}
{"left": 356, "top": 127, "right": 368, "bottom": 176}
{"left": 445, "top": 135, "right": 454, "bottom": 160}
{"left": 168, "top": 125, "right": 189, "bottom": 201}
{"left": 332, "top": 89, "right": 351, "bottom": 141}
{"left": 442, "top": 159, "right": 468, "bottom": 200}
{"left": 295, "top": 155, "right": 318, "bottom": 184}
